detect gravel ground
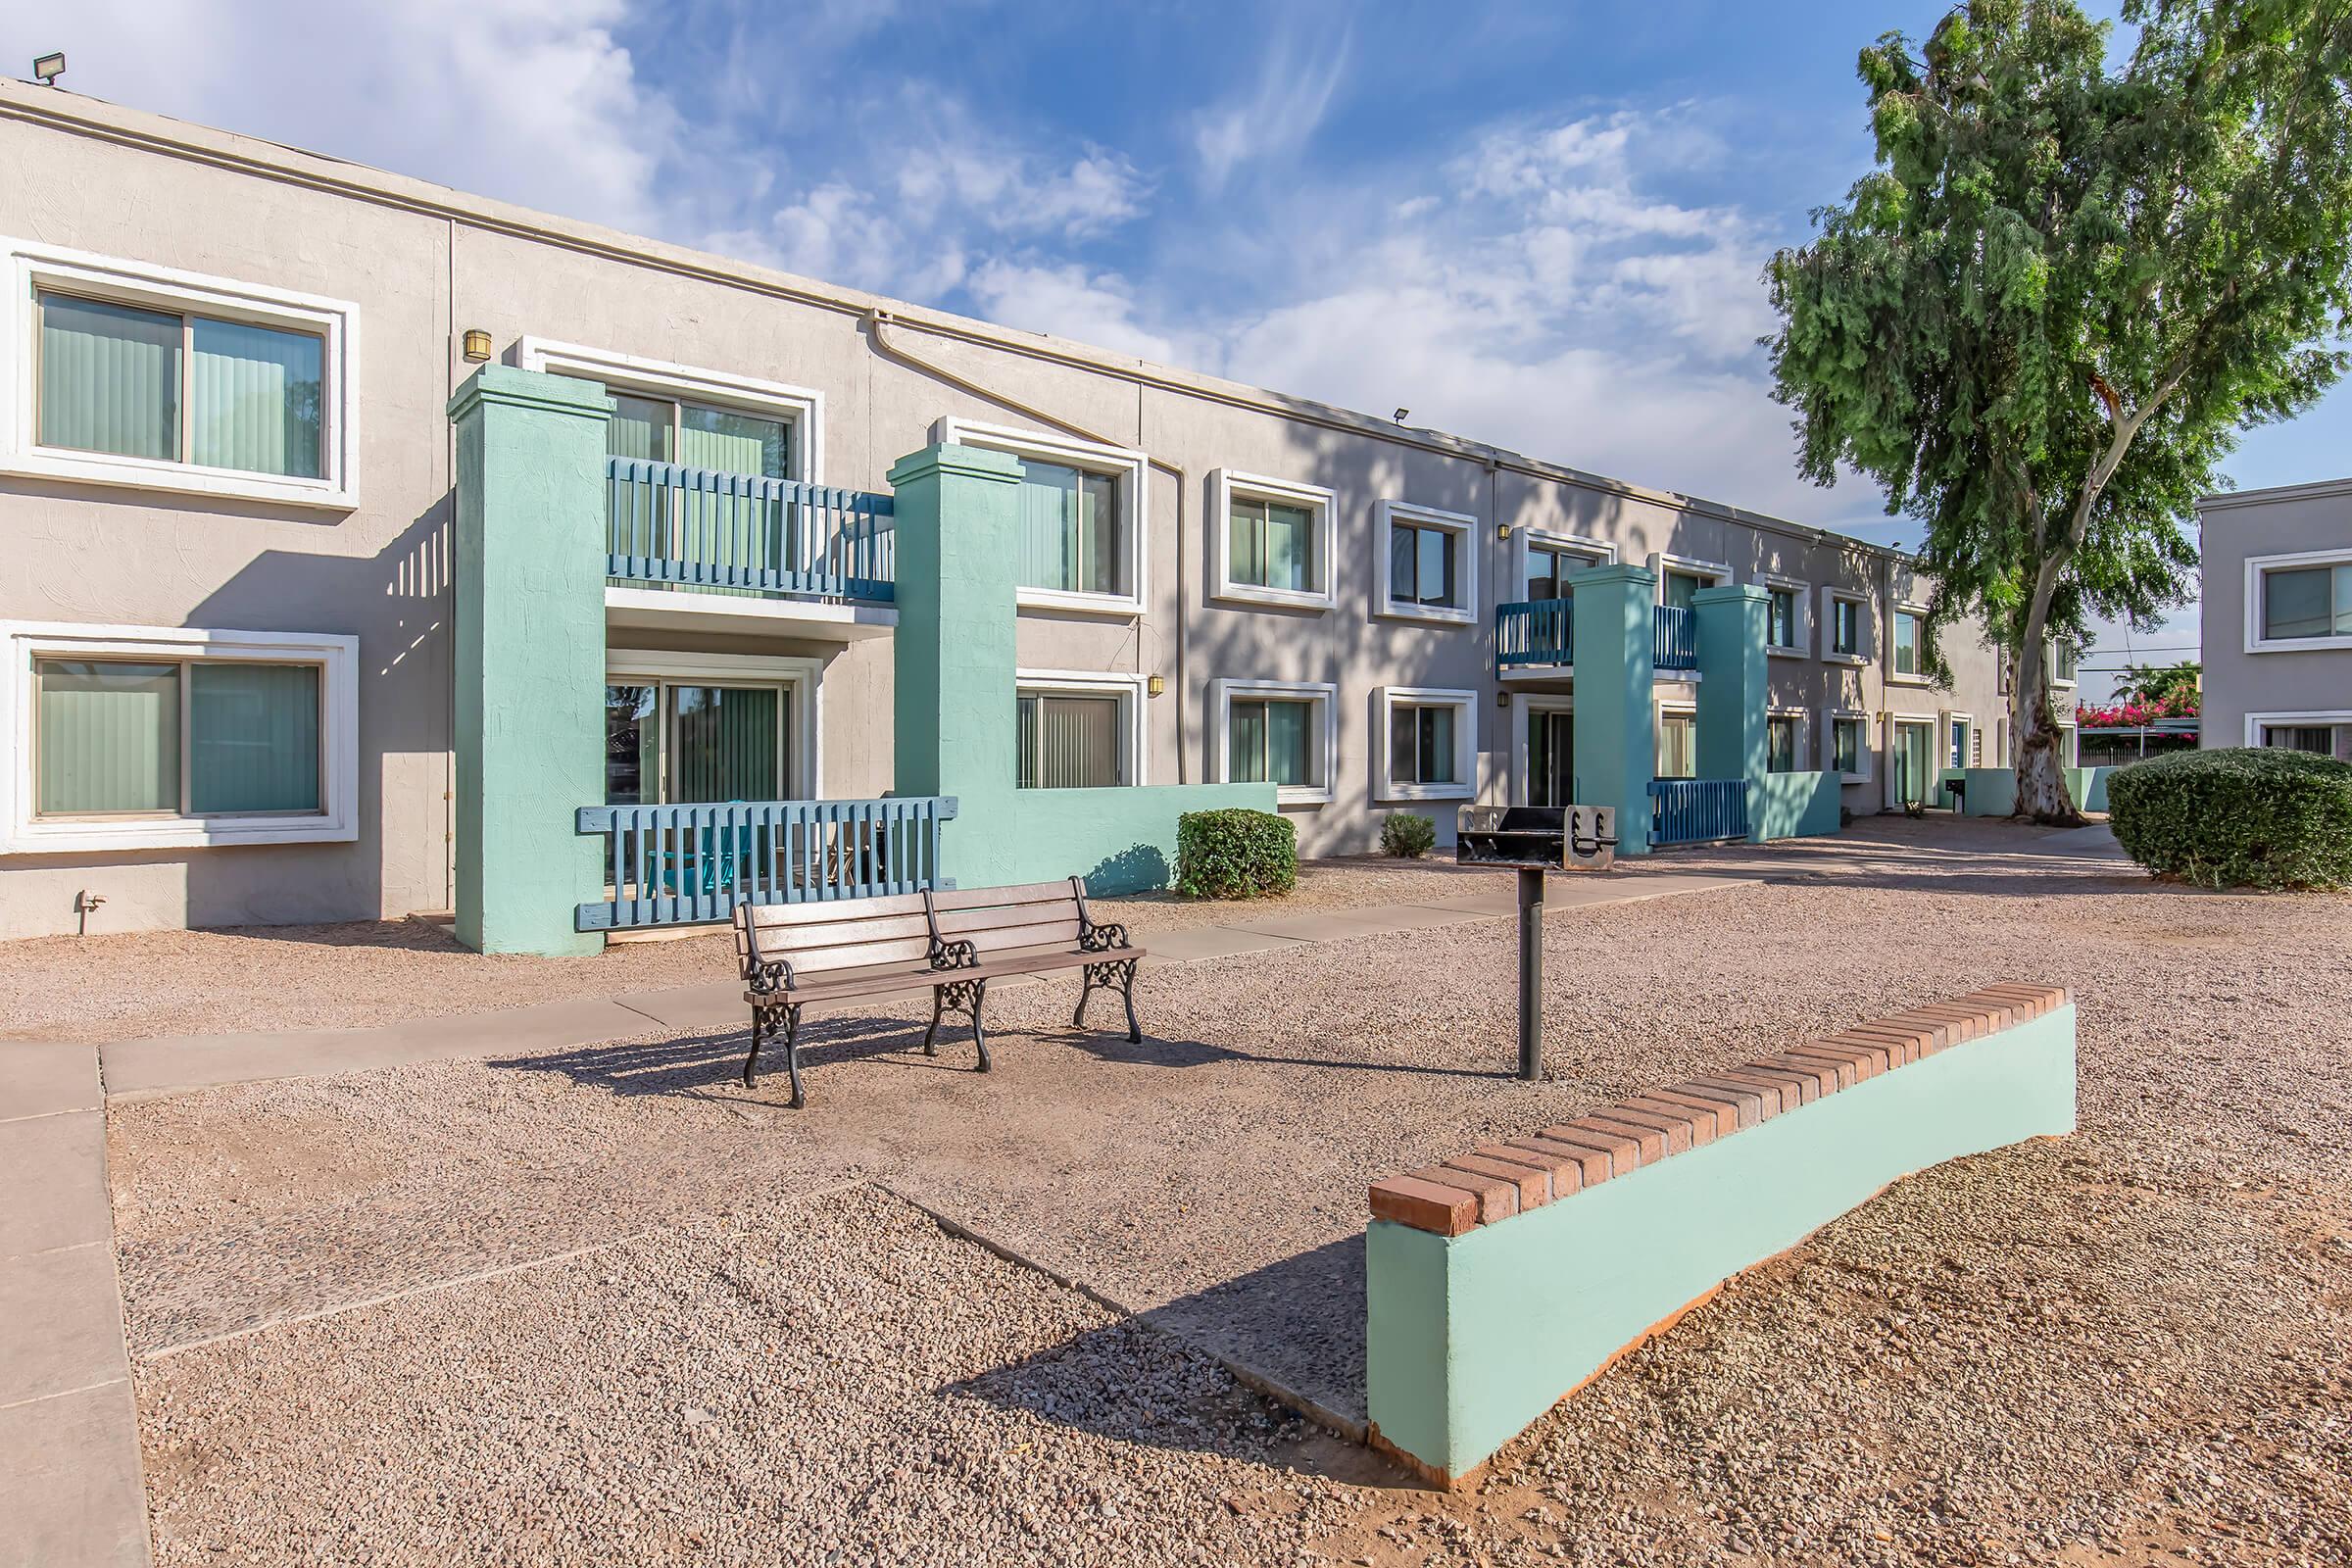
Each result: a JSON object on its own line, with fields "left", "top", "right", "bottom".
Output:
{"left": 111, "top": 817, "right": 2352, "bottom": 1565}
{"left": 0, "top": 857, "right": 1522, "bottom": 1044}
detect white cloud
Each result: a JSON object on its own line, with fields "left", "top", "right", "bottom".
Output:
{"left": 4, "top": 0, "right": 685, "bottom": 235}
{"left": 965, "top": 261, "right": 1196, "bottom": 365}
{"left": 1191, "top": 27, "right": 1351, "bottom": 189}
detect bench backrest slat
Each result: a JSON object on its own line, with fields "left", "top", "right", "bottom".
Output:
{"left": 923, "top": 879, "right": 1082, "bottom": 914}
{"left": 943, "top": 915, "right": 1086, "bottom": 954}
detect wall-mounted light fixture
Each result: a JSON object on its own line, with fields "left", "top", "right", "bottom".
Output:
{"left": 1146, "top": 674, "right": 1167, "bottom": 698}
{"left": 32, "top": 53, "right": 64, "bottom": 85}
{"left": 1494, "top": 689, "right": 1512, "bottom": 709}
{"left": 1495, "top": 522, "right": 1512, "bottom": 541}
{"left": 461, "top": 328, "right": 493, "bottom": 363}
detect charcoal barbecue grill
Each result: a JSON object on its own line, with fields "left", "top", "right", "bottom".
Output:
{"left": 1455, "top": 805, "right": 1619, "bottom": 1079}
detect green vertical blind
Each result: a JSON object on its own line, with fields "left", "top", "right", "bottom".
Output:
{"left": 1229, "top": 698, "right": 1313, "bottom": 787}
{"left": 1018, "top": 693, "right": 1121, "bottom": 788}
{"left": 1656, "top": 712, "right": 1696, "bottom": 779}
{"left": 1893, "top": 612, "right": 1922, "bottom": 674}
{"left": 35, "top": 658, "right": 320, "bottom": 817}
{"left": 1228, "top": 498, "right": 1313, "bottom": 593}
{"left": 1833, "top": 718, "right": 1864, "bottom": 774}
{"left": 189, "top": 663, "right": 319, "bottom": 812}
{"left": 35, "top": 662, "right": 179, "bottom": 813}
{"left": 37, "top": 291, "right": 322, "bottom": 478}
{"left": 670, "top": 686, "right": 783, "bottom": 803}
{"left": 1768, "top": 714, "right": 1799, "bottom": 773}
{"left": 1016, "top": 461, "right": 1120, "bottom": 596}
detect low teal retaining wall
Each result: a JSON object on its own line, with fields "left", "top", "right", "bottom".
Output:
{"left": 1752, "top": 770, "right": 1841, "bottom": 841}
{"left": 947, "top": 782, "right": 1278, "bottom": 894}
{"left": 1945, "top": 767, "right": 2110, "bottom": 816}
{"left": 1364, "top": 985, "right": 2077, "bottom": 1486}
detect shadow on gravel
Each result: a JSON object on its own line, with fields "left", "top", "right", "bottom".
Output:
{"left": 1049, "top": 1029, "right": 1518, "bottom": 1081}
{"left": 486, "top": 1012, "right": 972, "bottom": 1102}
{"left": 942, "top": 1232, "right": 1389, "bottom": 1482}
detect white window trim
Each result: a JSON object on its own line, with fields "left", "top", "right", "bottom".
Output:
{"left": 1766, "top": 705, "right": 1810, "bottom": 773}
{"left": 518, "top": 337, "right": 823, "bottom": 484}
{"left": 1820, "top": 587, "right": 1871, "bottom": 665}
{"left": 1654, "top": 699, "right": 1700, "bottom": 780}
{"left": 1374, "top": 685, "right": 1477, "bottom": 801}
{"left": 1760, "top": 572, "right": 1813, "bottom": 658}
{"left": 939, "top": 417, "right": 1148, "bottom": 617}
{"left": 1209, "top": 470, "right": 1336, "bottom": 611}
{"left": 605, "top": 649, "right": 824, "bottom": 800}
{"left": 2241, "top": 548, "right": 2352, "bottom": 655}
{"left": 1939, "top": 708, "right": 1976, "bottom": 772}
{"left": 1, "top": 621, "right": 359, "bottom": 853}
{"left": 1209, "top": 678, "right": 1338, "bottom": 806}
{"left": 1, "top": 239, "right": 360, "bottom": 510}
{"left": 1885, "top": 711, "right": 1940, "bottom": 810}
{"left": 1888, "top": 601, "right": 1934, "bottom": 685}
{"left": 1823, "top": 707, "right": 1873, "bottom": 785}
{"left": 1015, "top": 668, "right": 1147, "bottom": 787}
{"left": 1646, "top": 552, "right": 1733, "bottom": 606}
{"left": 1508, "top": 692, "right": 1575, "bottom": 808}
{"left": 1375, "top": 501, "right": 1479, "bottom": 627}
{"left": 1516, "top": 528, "right": 1617, "bottom": 600}
{"left": 2244, "top": 709, "right": 2352, "bottom": 747}
{"left": 2043, "top": 638, "right": 2082, "bottom": 689}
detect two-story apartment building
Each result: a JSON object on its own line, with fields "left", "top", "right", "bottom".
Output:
{"left": 2197, "top": 478, "right": 2352, "bottom": 759}
{"left": 0, "top": 81, "right": 2013, "bottom": 945}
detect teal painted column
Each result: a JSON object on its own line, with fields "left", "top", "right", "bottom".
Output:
{"left": 447, "top": 367, "right": 612, "bottom": 956}
{"left": 1692, "top": 583, "right": 1770, "bottom": 843}
{"left": 888, "top": 443, "right": 1025, "bottom": 890}
{"left": 1567, "top": 564, "right": 1656, "bottom": 857}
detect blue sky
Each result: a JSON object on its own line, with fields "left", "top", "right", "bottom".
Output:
{"left": 10, "top": 0, "right": 2337, "bottom": 691}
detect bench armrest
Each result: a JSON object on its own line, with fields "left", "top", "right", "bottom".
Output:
{"left": 928, "top": 937, "right": 980, "bottom": 971}
{"left": 1078, "top": 920, "right": 1130, "bottom": 953}
{"left": 748, "top": 956, "right": 796, "bottom": 995}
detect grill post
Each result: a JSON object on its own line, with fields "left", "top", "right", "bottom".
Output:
{"left": 1516, "top": 865, "right": 1544, "bottom": 1081}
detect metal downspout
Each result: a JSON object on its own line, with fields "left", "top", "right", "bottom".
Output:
{"left": 863, "top": 308, "right": 1191, "bottom": 782}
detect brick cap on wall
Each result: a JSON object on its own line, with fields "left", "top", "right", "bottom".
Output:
{"left": 1368, "top": 984, "right": 2071, "bottom": 1238}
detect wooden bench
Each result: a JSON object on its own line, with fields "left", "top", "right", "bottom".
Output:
{"left": 733, "top": 877, "right": 1148, "bottom": 1107}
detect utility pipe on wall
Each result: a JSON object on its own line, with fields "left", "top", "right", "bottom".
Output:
{"left": 863, "top": 309, "right": 1193, "bottom": 781}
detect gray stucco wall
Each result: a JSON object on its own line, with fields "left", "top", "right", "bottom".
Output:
{"left": 2197, "top": 479, "right": 2352, "bottom": 751}
{"left": 0, "top": 82, "right": 2011, "bottom": 937}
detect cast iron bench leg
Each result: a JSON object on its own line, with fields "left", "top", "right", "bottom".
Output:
{"left": 780, "top": 1003, "right": 806, "bottom": 1110}
{"left": 923, "top": 991, "right": 945, "bottom": 1056}
{"left": 1121, "top": 961, "right": 1142, "bottom": 1045}
{"left": 1071, "top": 975, "right": 1093, "bottom": 1029}
{"left": 743, "top": 1007, "right": 765, "bottom": 1088}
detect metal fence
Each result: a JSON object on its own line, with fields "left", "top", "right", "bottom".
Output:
{"left": 574, "top": 797, "right": 956, "bottom": 930}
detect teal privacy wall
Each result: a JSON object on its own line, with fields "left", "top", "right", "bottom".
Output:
{"left": 1753, "top": 770, "right": 1842, "bottom": 840}
{"left": 1691, "top": 583, "right": 1770, "bottom": 841}
{"left": 1566, "top": 564, "right": 1657, "bottom": 858}
{"left": 1945, "top": 767, "right": 2112, "bottom": 816}
{"left": 448, "top": 367, "right": 612, "bottom": 956}
{"left": 889, "top": 442, "right": 1275, "bottom": 893}
{"left": 1365, "top": 1001, "right": 2078, "bottom": 1484}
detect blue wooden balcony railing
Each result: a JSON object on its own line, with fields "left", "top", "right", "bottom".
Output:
{"left": 606, "top": 457, "right": 895, "bottom": 602}
{"left": 1653, "top": 604, "right": 1698, "bottom": 670}
{"left": 573, "top": 796, "right": 956, "bottom": 930}
{"left": 1494, "top": 598, "right": 1572, "bottom": 674}
{"left": 1648, "top": 778, "right": 1749, "bottom": 846}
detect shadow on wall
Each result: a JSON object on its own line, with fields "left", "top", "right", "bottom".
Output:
{"left": 1087, "top": 843, "right": 1169, "bottom": 895}
{"left": 7, "top": 481, "right": 456, "bottom": 937}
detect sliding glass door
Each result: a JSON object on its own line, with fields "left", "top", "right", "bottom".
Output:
{"left": 604, "top": 681, "right": 791, "bottom": 805}
{"left": 1527, "top": 708, "right": 1574, "bottom": 808}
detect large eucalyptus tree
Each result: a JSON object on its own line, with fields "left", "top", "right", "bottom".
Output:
{"left": 1767, "top": 0, "right": 2352, "bottom": 820}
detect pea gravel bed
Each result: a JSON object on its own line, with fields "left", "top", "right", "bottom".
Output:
{"left": 108, "top": 818, "right": 2352, "bottom": 1565}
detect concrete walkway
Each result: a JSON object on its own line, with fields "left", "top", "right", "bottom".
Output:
{"left": 0, "top": 1044, "right": 151, "bottom": 1568}
{"left": 96, "top": 871, "right": 1750, "bottom": 1103}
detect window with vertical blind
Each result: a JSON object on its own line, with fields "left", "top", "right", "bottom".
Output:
{"left": 4, "top": 623, "right": 358, "bottom": 852}
{"left": 1016, "top": 687, "right": 1129, "bottom": 789}
{"left": 1825, "top": 591, "right": 1867, "bottom": 660}
{"left": 1891, "top": 609, "right": 1927, "bottom": 677}
{"left": 1376, "top": 502, "right": 1477, "bottom": 624}
{"left": 5, "top": 242, "right": 355, "bottom": 507}
{"left": 937, "top": 419, "right": 1147, "bottom": 611}
{"left": 1828, "top": 714, "right": 1870, "bottom": 779}
{"left": 602, "top": 680, "right": 790, "bottom": 806}
{"left": 1213, "top": 680, "right": 1335, "bottom": 803}
{"left": 1212, "top": 471, "right": 1335, "bottom": 607}
{"left": 1767, "top": 713, "right": 1802, "bottom": 773}
{"left": 1655, "top": 710, "right": 1696, "bottom": 779}
{"left": 1376, "top": 687, "right": 1474, "bottom": 799}
{"left": 1765, "top": 582, "right": 1806, "bottom": 652}
{"left": 2249, "top": 553, "right": 2352, "bottom": 648}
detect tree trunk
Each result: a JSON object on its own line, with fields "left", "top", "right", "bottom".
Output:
{"left": 2012, "top": 555, "right": 2084, "bottom": 828}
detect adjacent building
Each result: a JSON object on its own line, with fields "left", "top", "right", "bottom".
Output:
{"left": 2197, "top": 478, "right": 2352, "bottom": 759}
{"left": 0, "top": 82, "right": 2016, "bottom": 946}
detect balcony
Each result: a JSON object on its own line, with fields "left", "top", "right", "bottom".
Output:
{"left": 1493, "top": 599, "right": 1699, "bottom": 675}
{"left": 605, "top": 456, "right": 895, "bottom": 612}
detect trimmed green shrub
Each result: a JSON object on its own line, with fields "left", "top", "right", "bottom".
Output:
{"left": 2106, "top": 747, "right": 2352, "bottom": 891}
{"left": 1174, "top": 808, "right": 1297, "bottom": 899}
{"left": 1380, "top": 811, "right": 1438, "bottom": 858}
